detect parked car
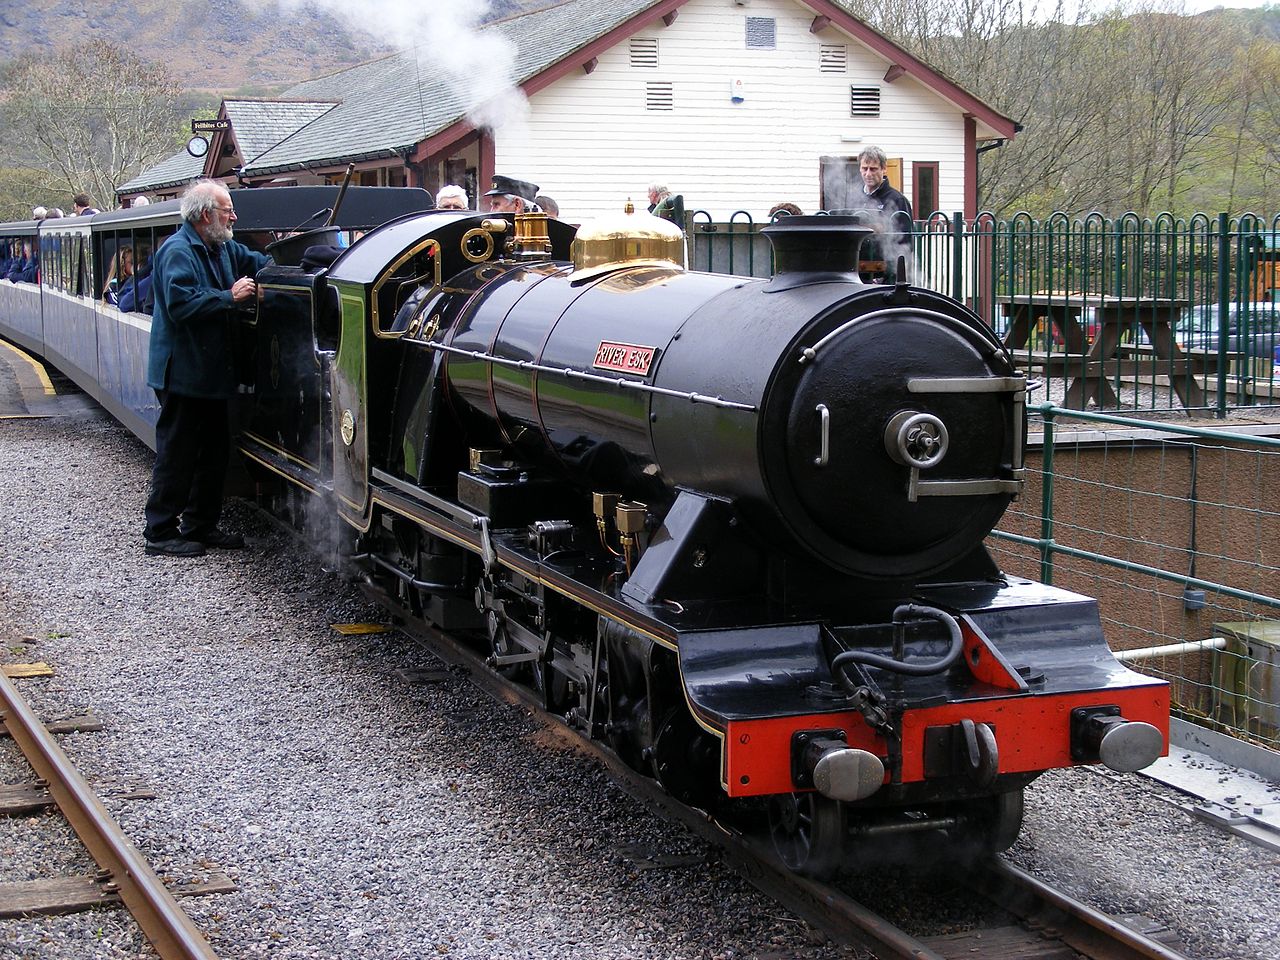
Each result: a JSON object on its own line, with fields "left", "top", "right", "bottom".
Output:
{"left": 1175, "top": 302, "right": 1280, "bottom": 357}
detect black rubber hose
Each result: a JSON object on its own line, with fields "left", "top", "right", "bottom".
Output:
{"left": 831, "top": 603, "right": 964, "bottom": 677}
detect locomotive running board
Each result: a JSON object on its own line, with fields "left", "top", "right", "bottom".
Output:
{"left": 367, "top": 470, "right": 682, "bottom": 653}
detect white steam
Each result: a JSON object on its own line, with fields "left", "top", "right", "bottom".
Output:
{"left": 820, "top": 162, "right": 917, "bottom": 283}
{"left": 272, "top": 0, "right": 530, "bottom": 139}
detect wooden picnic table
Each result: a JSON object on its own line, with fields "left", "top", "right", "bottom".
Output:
{"left": 998, "top": 295, "right": 1205, "bottom": 410}
{"left": 997, "top": 294, "right": 1092, "bottom": 354}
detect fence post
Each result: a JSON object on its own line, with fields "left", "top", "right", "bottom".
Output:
{"left": 951, "top": 212, "right": 964, "bottom": 302}
{"left": 1039, "top": 405, "right": 1055, "bottom": 585}
{"left": 1110, "top": 218, "right": 1119, "bottom": 298}
{"left": 1216, "top": 212, "right": 1229, "bottom": 418}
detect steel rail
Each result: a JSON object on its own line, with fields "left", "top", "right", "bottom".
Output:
{"left": 0, "top": 670, "right": 220, "bottom": 960}
{"left": 965, "top": 859, "right": 1189, "bottom": 960}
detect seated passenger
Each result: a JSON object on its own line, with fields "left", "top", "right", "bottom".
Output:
{"left": 139, "top": 272, "right": 157, "bottom": 315}
{"left": 118, "top": 272, "right": 152, "bottom": 313}
{"left": 102, "top": 246, "right": 134, "bottom": 304}
{"left": 6, "top": 243, "right": 35, "bottom": 283}
{"left": 4, "top": 242, "right": 24, "bottom": 282}
{"left": 14, "top": 257, "right": 37, "bottom": 284}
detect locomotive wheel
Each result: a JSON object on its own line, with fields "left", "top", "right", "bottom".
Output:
{"left": 651, "top": 708, "right": 719, "bottom": 809}
{"left": 951, "top": 788, "right": 1025, "bottom": 858}
{"left": 767, "top": 793, "right": 846, "bottom": 878}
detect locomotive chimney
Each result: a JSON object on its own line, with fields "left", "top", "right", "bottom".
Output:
{"left": 761, "top": 215, "right": 873, "bottom": 291}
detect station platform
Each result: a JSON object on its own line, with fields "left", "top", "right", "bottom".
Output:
{"left": 1142, "top": 719, "right": 1280, "bottom": 853}
{"left": 0, "top": 338, "right": 89, "bottom": 420}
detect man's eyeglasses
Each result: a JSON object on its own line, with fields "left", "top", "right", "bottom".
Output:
{"left": 213, "top": 204, "right": 235, "bottom": 214}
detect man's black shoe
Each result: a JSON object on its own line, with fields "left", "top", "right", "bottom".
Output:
{"left": 183, "top": 528, "right": 246, "bottom": 549}
{"left": 145, "top": 538, "right": 206, "bottom": 558}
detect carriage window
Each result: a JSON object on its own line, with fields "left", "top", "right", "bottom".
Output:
{"left": 99, "top": 232, "right": 125, "bottom": 301}
{"left": 40, "top": 236, "right": 58, "bottom": 290}
{"left": 131, "top": 225, "right": 174, "bottom": 315}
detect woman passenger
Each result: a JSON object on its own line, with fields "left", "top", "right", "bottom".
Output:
{"left": 103, "top": 246, "right": 134, "bottom": 304}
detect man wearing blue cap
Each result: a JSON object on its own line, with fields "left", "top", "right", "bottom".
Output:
{"left": 485, "top": 175, "right": 540, "bottom": 214}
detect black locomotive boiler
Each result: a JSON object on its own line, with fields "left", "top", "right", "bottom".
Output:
{"left": 236, "top": 208, "right": 1168, "bottom": 876}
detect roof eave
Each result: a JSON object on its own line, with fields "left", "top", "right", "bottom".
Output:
{"left": 117, "top": 174, "right": 195, "bottom": 195}
{"left": 803, "top": 0, "right": 1017, "bottom": 138}
{"left": 243, "top": 147, "right": 405, "bottom": 177}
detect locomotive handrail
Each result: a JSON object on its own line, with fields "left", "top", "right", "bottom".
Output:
{"left": 424, "top": 341, "right": 759, "bottom": 411}
{"left": 800, "top": 306, "right": 1009, "bottom": 365}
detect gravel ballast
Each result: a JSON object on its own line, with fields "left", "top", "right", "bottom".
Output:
{"left": 1, "top": 403, "right": 1277, "bottom": 959}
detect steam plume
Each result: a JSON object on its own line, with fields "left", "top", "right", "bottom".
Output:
{"left": 271, "top": 0, "right": 530, "bottom": 138}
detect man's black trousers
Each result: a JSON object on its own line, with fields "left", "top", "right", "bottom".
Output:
{"left": 143, "top": 390, "right": 230, "bottom": 542}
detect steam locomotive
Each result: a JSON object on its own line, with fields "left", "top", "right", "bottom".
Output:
{"left": 0, "top": 196, "right": 1169, "bottom": 876}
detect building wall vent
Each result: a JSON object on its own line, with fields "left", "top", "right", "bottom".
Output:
{"left": 746, "top": 17, "right": 776, "bottom": 49}
{"left": 820, "top": 44, "right": 847, "bottom": 73}
{"left": 630, "top": 38, "right": 659, "bottom": 68}
{"left": 850, "top": 85, "right": 881, "bottom": 117}
{"left": 646, "top": 81, "right": 674, "bottom": 111}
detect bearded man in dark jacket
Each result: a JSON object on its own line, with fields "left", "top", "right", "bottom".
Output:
{"left": 142, "top": 179, "right": 269, "bottom": 557}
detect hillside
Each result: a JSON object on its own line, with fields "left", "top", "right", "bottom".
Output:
{"left": 0, "top": 0, "right": 560, "bottom": 91}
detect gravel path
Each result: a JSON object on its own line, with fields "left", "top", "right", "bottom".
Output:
{"left": 0, "top": 402, "right": 1277, "bottom": 959}
{"left": 0, "top": 406, "right": 859, "bottom": 959}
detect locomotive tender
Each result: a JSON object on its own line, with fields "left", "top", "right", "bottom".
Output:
{"left": 0, "top": 196, "right": 1169, "bottom": 876}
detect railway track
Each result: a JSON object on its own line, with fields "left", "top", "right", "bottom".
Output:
{"left": 0, "top": 668, "right": 225, "bottom": 960}
{"left": 940, "top": 860, "right": 1187, "bottom": 960}
{"left": 377, "top": 587, "right": 1191, "bottom": 960}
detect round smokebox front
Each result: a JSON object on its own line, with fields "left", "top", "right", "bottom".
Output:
{"left": 763, "top": 303, "right": 1016, "bottom": 579}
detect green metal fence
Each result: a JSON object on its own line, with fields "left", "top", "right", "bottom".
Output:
{"left": 687, "top": 210, "right": 1280, "bottom": 417}
{"left": 991, "top": 404, "right": 1280, "bottom": 749}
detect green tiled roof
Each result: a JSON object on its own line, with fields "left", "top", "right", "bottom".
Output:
{"left": 224, "top": 100, "right": 339, "bottom": 165}
{"left": 117, "top": 148, "right": 206, "bottom": 194}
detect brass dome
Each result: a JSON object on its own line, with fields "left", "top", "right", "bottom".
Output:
{"left": 570, "top": 200, "right": 686, "bottom": 278}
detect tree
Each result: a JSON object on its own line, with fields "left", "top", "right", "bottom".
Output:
{"left": 835, "top": 0, "right": 1261, "bottom": 217}
{"left": 1225, "top": 39, "right": 1280, "bottom": 213}
{"left": 1095, "top": 11, "right": 1241, "bottom": 215}
{"left": 1, "top": 40, "right": 184, "bottom": 212}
